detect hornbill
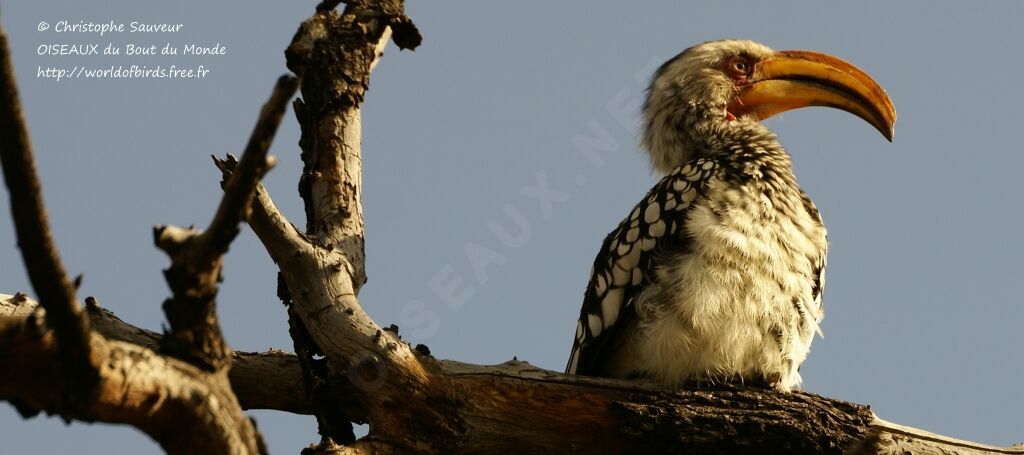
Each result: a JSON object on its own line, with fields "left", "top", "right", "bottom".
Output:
{"left": 565, "top": 40, "right": 895, "bottom": 391}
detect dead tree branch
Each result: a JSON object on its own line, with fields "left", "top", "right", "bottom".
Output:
{"left": 268, "top": 2, "right": 425, "bottom": 448}
{"left": 0, "top": 312, "right": 260, "bottom": 454}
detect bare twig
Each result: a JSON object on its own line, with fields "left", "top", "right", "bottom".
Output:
{"left": 213, "top": 167, "right": 308, "bottom": 265}
{"left": 210, "top": 77, "right": 307, "bottom": 265}
{"left": 205, "top": 75, "right": 298, "bottom": 259}
{"left": 0, "top": 24, "right": 98, "bottom": 409}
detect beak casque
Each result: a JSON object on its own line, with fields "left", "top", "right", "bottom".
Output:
{"left": 733, "top": 50, "right": 897, "bottom": 141}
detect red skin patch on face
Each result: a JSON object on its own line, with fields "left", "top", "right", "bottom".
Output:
{"left": 726, "top": 97, "right": 745, "bottom": 121}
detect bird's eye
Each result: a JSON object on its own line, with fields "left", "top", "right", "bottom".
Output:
{"left": 727, "top": 57, "right": 750, "bottom": 77}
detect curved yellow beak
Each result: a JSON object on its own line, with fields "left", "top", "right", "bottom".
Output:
{"left": 733, "top": 50, "right": 897, "bottom": 141}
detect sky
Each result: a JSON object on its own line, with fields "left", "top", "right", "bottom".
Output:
{"left": 1, "top": 1, "right": 1022, "bottom": 453}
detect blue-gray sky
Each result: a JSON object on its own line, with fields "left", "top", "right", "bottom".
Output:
{"left": 2, "top": 1, "right": 1022, "bottom": 453}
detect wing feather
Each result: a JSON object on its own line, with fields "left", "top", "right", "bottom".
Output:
{"left": 566, "top": 159, "right": 717, "bottom": 375}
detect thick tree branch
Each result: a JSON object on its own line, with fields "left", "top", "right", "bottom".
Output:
{"left": 267, "top": 5, "right": 440, "bottom": 449}
{"left": 428, "top": 361, "right": 1023, "bottom": 454}
{"left": 0, "top": 24, "right": 97, "bottom": 406}
{"left": 0, "top": 314, "right": 260, "bottom": 454}
{"left": 285, "top": 1, "right": 417, "bottom": 286}
{"left": 0, "top": 294, "right": 312, "bottom": 415}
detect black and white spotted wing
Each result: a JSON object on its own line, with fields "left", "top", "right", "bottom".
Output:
{"left": 566, "top": 159, "right": 718, "bottom": 376}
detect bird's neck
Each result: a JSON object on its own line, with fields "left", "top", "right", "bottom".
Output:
{"left": 643, "top": 102, "right": 792, "bottom": 177}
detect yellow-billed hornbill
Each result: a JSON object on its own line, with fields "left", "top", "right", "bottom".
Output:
{"left": 565, "top": 40, "right": 895, "bottom": 391}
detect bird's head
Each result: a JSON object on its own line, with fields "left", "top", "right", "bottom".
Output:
{"left": 642, "top": 39, "right": 896, "bottom": 173}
